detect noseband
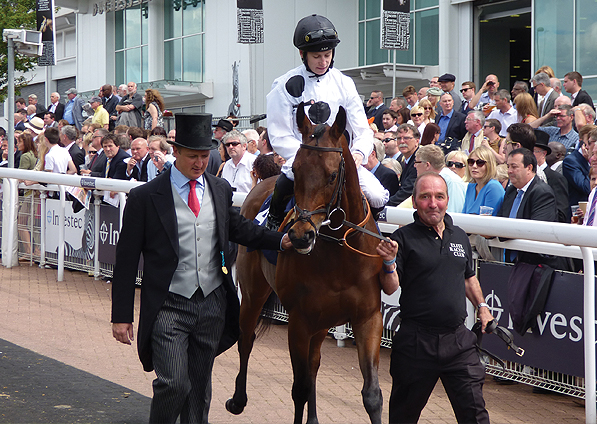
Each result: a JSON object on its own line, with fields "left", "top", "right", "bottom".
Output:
{"left": 293, "top": 140, "right": 345, "bottom": 233}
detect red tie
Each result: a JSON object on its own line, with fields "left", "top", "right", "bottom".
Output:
{"left": 188, "top": 180, "right": 201, "bottom": 217}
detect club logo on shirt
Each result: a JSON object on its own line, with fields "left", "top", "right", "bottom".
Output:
{"left": 449, "top": 243, "right": 466, "bottom": 258}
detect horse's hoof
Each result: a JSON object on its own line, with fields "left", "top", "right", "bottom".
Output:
{"left": 225, "top": 398, "right": 245, "bottom": 415}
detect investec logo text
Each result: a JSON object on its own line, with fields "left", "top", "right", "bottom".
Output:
{"left": 99, "top": 221, "right": 120, "bottom": 246}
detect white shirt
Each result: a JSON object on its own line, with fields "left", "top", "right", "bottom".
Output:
{"left": 439, "top": 167, "right": 467, "bottom": 213}
{"left": 267, "top": 65, "right": 373, "bottom": 179}
{"left": 221, "top": 152, "right": 257, "bottom": 194}
{"left": 487, "top": 106, "right": 518, "bottom": 137}
{"left": 44, "top": 144, "right": 71, "bottom": 173}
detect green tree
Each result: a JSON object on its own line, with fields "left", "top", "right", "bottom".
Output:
{"left": 0, "top": 0, "right": 37, "bottom": 103}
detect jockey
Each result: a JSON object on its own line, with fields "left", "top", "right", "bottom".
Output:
{"left": 265, "top": 14, "right": 389, "bottom": 230}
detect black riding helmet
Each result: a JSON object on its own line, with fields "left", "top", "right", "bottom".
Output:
{"left": 293, "top": 14, "right": 340, "bottom": 74}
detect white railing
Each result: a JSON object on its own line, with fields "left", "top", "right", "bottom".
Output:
{"left": 1, "top": 169, "right": 597, "bottom": 422}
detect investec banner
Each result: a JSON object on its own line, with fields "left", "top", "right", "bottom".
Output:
{"left": 480, "top": 262, "right": 587, "bottom": 377}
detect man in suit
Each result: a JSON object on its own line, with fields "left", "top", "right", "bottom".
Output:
{"left": 80, "top": 128, "right": 110, "bottom": 177}
{"left": 436, "top": 93, "right": 466, "bottom": 154}
{"left": 563, "top": 131, "right": 594, "bottom": 207}
{"left": 28, "top": 94, "right": 47, "bottom": 118}
{"left": 101, "top": 84, "right": 120, "bottom": 131}
{"left": 387, "top": 124, "right": 420, "bottom": 206}
{"left": 366, "top": 90, "right": 388, "bottom": 130}
{"left": 499, "top": 148, "right": 562, "bottom": 267}
{"left": 63, "top": 88, "right": 86, "bottom": 130}
{"left": 564, "top": 71, "right": 594, "bottom": 108}
{"left": 47, "top": 92, "right": 65, "bottom": 122}
{"left": 100, "top": 133, "right": 129, "bottom": 179}
{"left": 111, "top": 113, "right": 291, "bottom": 423}
{"left": 437, "top": 73, "right": 461, "bottom": 114}
{"left": 126, "top": 138, "right": 150, "bottom": 181}
{"left": 532, "top": 72, "right": 559, "bottom": 127}
{"left": 61, "top": 125, "right": 85, "bottom": 173}
{"left": 533, "top": 130, "right": 570, "bottom": 222}
{"left": 364, "top": 138, "right": 399, "bottom": 197}
{"left": 459, "top": 81, "right": 476, "bottom": 114}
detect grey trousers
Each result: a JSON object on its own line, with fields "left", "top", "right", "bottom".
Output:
{"left": 149, "top": 285, "right": 227, "bottom": 424}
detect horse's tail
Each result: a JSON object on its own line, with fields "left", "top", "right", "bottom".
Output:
{"left": 255, "top": 291, "right": 282, "bottom": 338}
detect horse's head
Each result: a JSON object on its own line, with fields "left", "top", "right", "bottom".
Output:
{"left": 288, "top": 103, "right": 347, "bottom": 254}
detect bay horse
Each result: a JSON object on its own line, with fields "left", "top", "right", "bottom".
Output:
{"left": 227, "top": 104, "right": 384, "bottom": 424}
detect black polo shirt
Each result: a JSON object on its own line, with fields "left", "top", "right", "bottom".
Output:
{"left": 390, "top": 212, "right": 475, "bottom": 329}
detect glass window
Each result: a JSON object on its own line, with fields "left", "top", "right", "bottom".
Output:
{"left": 125, "top": 5, "right": 141, "bottom": 48}
{"left": 183, "top": 35, "right": 203, "bottom": 82}
{"left": 359, "top": 0, "right": 366, "bottom": 20}
{"left": 576, "top": 0, "right": 597, "bottom": 78}
{"left": 164, "top": 39, "right": 182, "bottom": 81}
{"left": 415, "top": 8, "right": 438, "bottom": 65}
{"left": 115, "top": 51, "right": 124, "bottom": 85}
{"left": 366, "top": 0, "right": 381, "bottom": 20}
{"left": 114, "top": 5, "right": 148, "bottom": 85}
{"left": 183, "top": 2, "right": 203, "bottom": 36}
{"left": 115, "top": 10, "right": 124, "bottom": 50}
{"left": 164, "top": 0, "right": 182, "bottom": 39}
{"left": 534, "top": 0, "right": 573, "bottom": 78}
{"left": 142, "top": 45, "right": 148, "bottom": 83}
{"left": 415, "top": 0, "right": 438, "bottom": 8}
{"left": 394, "top": 13, "right": 414, "bottom": 65}
{"left": 366, "top": 19, "right": 389, "bottom": 65}
{"left": 580, "top": 78, "right": 597, "bottom": 103}
{"left": 126, "top": 47, "right": 141, "bottom": 83}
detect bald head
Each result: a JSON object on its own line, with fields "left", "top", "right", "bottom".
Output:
{"left": 554, "top": 95, "right": 571, "bottom": 108}
{"left": 130, "top": 137, "right": 148, "bottom": 161}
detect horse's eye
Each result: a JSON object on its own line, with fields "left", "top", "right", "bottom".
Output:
{"left": 329, "top": 172, "right": 338, "bottom": 183}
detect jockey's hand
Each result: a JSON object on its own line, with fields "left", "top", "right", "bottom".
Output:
{"left": 352, "top": 152, "right": 364, "bottom": 168}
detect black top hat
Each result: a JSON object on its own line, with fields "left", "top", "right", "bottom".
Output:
{"left": 533, "top": 129, "right": 552, "bottom": 155}
{"left": 172, "top": 113, "right": 219, "bottom": 150}
{"left": 213, "top": 119, "right": 233, "bottom": 133}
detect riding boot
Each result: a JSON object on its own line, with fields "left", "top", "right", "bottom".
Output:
{"left": 266, "top": 173, "right": 294, "bottom": 230}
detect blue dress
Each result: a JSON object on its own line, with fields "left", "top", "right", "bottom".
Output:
{"left": 462, "top": 179, "right": 505, "bottom": 216}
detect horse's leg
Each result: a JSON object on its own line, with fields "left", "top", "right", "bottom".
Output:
{"left": 305, "top": 328, "right": 328, "bottom": 424}
{"left": 352, "top": 311, "right": 384, "bottom": 424}
{"left": 288, "top": 314, "right": 315, "bottom": 424}
{"left": 226, "top": 251, "right": 273, "bottom": 415}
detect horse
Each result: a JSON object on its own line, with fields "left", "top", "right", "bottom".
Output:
{"left": 226, "top": 104, "right": 384, "bottom": 424}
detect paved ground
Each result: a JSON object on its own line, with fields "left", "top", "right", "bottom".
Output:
{"left": 0, "top": 264, "right": 587, "bottom": 423}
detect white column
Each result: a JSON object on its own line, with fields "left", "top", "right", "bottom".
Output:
{"left": 147, "top": 0, "right": 164, "bottom": 82}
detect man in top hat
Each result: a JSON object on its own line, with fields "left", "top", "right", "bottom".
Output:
{"left": 437, "top": 73, "right": 462, "bottom": 116}
{"left": 111, "top": 113, "right": 292, "bottom": 423}
{"left": 533, "top": 129, "right": 570, "bottom": 222}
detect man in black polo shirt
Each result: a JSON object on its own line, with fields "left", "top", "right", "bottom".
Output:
{"left": 377, "top": 172, "right": 494, "bottom": 424}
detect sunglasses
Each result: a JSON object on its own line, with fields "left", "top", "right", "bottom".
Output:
{"left": 382, "top": 138, "right": 395, "bottom": 143}
{"left": 411, "top": 113, "right": 423, "bottom": 117}
{"left": 467, "top": 158, "right": 487, "bottom": 167}
{"left": 89, "top": 150, "right": 98, "bottom": 155}
{"left": 423, "top": 107, "right": 432, "bottom": 110}
{"left": 446, "top": 161, "right": 465, "bottom": 169}
{"left": 460, "top": 88, "right": 472, "bottom": 93}
{"left": 225, "top": 142, "right": 241, "bottom": 147}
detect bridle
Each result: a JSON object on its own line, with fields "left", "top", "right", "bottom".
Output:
{"left": 283, "top": 126, "right": 390, "bottom": 257}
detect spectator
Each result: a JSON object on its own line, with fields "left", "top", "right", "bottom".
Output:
{"left": 482, "top": 119, "right": 506, "bottom": 164}
{"left": 429, "top": 76, "right": 440, "bottom": 88}
{"left": 43, "top": 112, "right": 58, "bottom": 129}
{"left": 546, "top": 141, "right": 567, "bottom": 173}
{"left": 100, "top": 133, "right": 130, "bottom": 179}
{"left": 514, "top": 93, "right": 539, "bottom": 124}
{"left": 436, "top": 93, "right": 466, "bottom": 153}
{"left": 511, "top": 81, "right": 529, "bottom": 102}
{"left": 390, "top": 97, "right": 407, "bottom": 112}
{"left": 402, "top": 85, "right": 418, "bottom": 109}
{"left": 531, "top": 105, "right": 579, "bottom": 152}
{"left": 563, "top": 127, "right": 595, "bottom": 207}
{"left": 167, "top": 129, "right": 176, "bottom": 143}
{"left": 381, "top": 157, "right": 402, "bottom": 178}
{"left": 437, "top": 73, "right": 461, "bottom": 114}
{"left": 571, "top": 103, "right": 596, "bottom": 131}
{"left": 364, "top": 138, "right": 399, "bottom": 197}
{"left": 419, "top": 98, "right": 436, "bottom": 124}
{"left": 43, "top": 127, "right": 76, "bottom": 174}
{"left": 396, "top": 108, "right": 411, "bottom": 126}
{"left": 47, "top": 92, "right": 64, "bottom": 121}
{"left": 462, "top": 146, "right": 504, "bottom": 215}
{"left": 16, "top": 97, "right": 26, "bottom": 111}
{"left": 147, "top": 135, "right": 175, "bottom": 181}
{"left": 14, "top": 109, "right": 27, "bottom": 131}
{"left": 242, "top": 129, "right": 260, "bottom": 156}
{"left": 250, "top": 153, "right": 281, "bottom": 189}
{"left": 16, "top": 132, "right": 38, "bottom": 256}
{"left": 496, "top": 163, "right": 509, "bottom": 189}
{"left": 57, "top": 119, "right": 69, "bottom": 130}
{"left": 114, "top": 125, "right": 129, "bottom": 135}
{"left": 115, "top": 82, "right": 144, "bottom": 128}
{"left": 461, "top": 110, "right": 486, "bottom": 155}
{"left": 126, "top": 138, "right": 151, "bottom": 181}
{"left": 459, "top": 81, "right": 476, "bottom": 114}
{"left": 366, "top": 90, "right": 389, "bottom": 130}
{"left": 101, "top": 84, "right": 120, "bottom": 131}
{"left": 425, "top": 87, "right": 442, "bottom": 110}
{"left": 26, "top": 104, "right": 37, "bottom": 122}
{"left": 504, "top": 123, "right": 536, "bottom": 157}
{"left": 419, "top": 122, "right": 440, "bottom": 146}
{"left": 220, "top": 130, "right": 257, "bottom": 193}
{"left": 408, "top": 106, "right": 426, "bottom": 135}
{"left": 61, "top": 125, "right": 85, "bottom": 173}
{"left": 412, "top": 144, "right": 467, "bottom": 213}
{"left": 387, "top": 124, "right": 420, "bottom": 206}
{"left": 381, "top": 109, "right": 398, "bottom": 133}
{"left": 418, "top": 87, "right": 429, "bottom": 102}
{"left": 445, "top": 150, "right": 468, "bottom": 179}
{"left": 382, "top": 131, "right": 400, "bottom": 160}
{"left": 89, "top": 96, "right": 110, "bottom": 130}
{"left": 469, "top": 74, "right": 500, "bottom": 113}
{"left": 24, "top": 116, "right": 45, "bottom": 139}
{"left": 551, "top": 78, "right": 563, "bottom": 96}
{"left": 28, "top": 94, "right": 47, "bottom": 118}
{"left": 531, "top": 72, "right": 559, "bottom": 127}
{"left": 564, "top": 71, "right": 594, "bottom": 108}
{"left": 80, "top": 128, "right": 109, "bottom": 176}
{"left": 143, "top": 89, "right": 165, "bottom": 130}
{"left": 486, "top": 90, "right": 518, "bottom": 137}
{"left": 257, "top": 129, "right": 273, "bottom": 155}
{"left": 533, "top": 130, "right": 570, "bottom": 222}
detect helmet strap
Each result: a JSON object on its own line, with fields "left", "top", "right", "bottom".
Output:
{"left": 300, "top": 49, "right": 335, "bottom": 77}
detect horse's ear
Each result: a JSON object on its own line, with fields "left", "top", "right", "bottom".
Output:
{"left": 330, "top": 106, "right": 347, "bottom": 140}
{"left": 296, "top": 102, "right": 311, "bottom": 137}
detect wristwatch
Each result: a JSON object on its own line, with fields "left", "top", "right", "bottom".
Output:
{"left": 477, "top": 302, "right": 490, "bottom": 310}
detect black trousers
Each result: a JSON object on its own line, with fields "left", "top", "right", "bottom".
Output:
{"left": 389, "top": 321, "right": 489, "bottom": 424}
{"left": 149, "top": 285, "right": 227, "bottom": 424}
